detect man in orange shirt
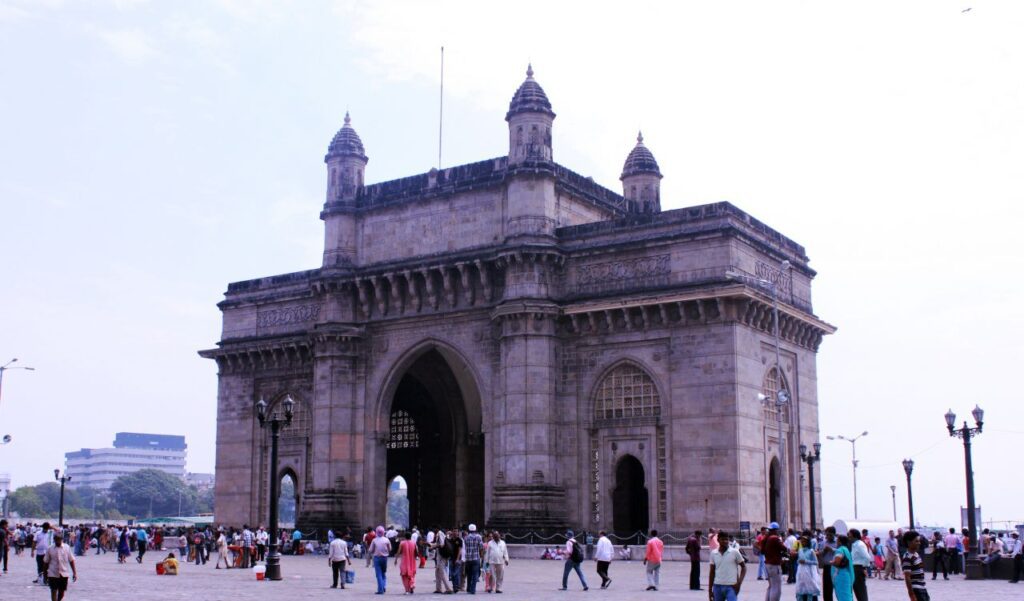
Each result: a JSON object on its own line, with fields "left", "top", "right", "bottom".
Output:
{"left": 644, "top": 529, "right": 665, "bottom": 591}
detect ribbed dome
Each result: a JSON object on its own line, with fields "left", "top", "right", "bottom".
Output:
{"left": 620, "top": 131, "right": 662, "bottom": 179}
{"left": 505, "top": 64, "right": 555, "bottom": 121}
{"left": 326, "top": 112, "right": 367, "bottom": 160}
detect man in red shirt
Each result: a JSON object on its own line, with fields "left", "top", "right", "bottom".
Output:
{"left": 644, "top": 529, "right": 665, "bottom": 591}
{"left": 761, "top": 522, "right": 787, "bottom": 601}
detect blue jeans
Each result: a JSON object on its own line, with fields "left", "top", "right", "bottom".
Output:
{"left": 373, "top": 555, "right": 388, "bottom": 593}
{"left": 758, "top": 553, "right": 767, "bottom": 578}
{"left": 562, "top": 560, "right": 588, "bottom": 589}
{"left": 712, "top": 584, "right": 738, "bottom": 601}
{"left": 465, "top": 560, "right": 481, "bottom": 593}
{"left": 450, "top": 561, "right": 463, "bottom": 591}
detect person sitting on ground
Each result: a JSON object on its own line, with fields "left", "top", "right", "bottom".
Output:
{"left": 618, "top": 545, "right": 632, "bottom": 561}
{"left": 163, "top": 553, "right": 179, "bottom": 575}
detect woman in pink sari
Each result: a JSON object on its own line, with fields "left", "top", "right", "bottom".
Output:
{"left": 394, "top": 530, "right": 418, "bottom": 593}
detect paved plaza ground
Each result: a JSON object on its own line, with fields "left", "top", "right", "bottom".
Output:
{"left": 0, "top": 549, "right": 1015, "bottom": 600}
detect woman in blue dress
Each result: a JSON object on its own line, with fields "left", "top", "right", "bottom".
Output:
{"left": 117, "top": 529, "right": 130, "bottom": 564}
{"left": 830, "top": 534, "right": 855, "bottom": 601}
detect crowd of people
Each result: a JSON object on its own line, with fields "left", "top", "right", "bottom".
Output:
{"left": 2, "top": 516, "right": 1021, "bottom": 599}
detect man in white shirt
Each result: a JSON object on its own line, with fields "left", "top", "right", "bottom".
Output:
{"left": 883, "top": 530, "right": 900, "bottom": 580}
{"left": 594, "top": 530, "right": 614, "bottom": 589}
{"left": 328, "top": 533, "right": 349, "bottom": 589}
{"left": 34, "top": 522, "right": 51, "bottom": 585}
{"left": 709, "top": 531, "right": 746, "bottom": 601}
{"left": 1008, "top": 532, "right": 1022, "bottom": 583}
{"left": 849, "top": 529, "right": 873, "bottom": 600}
{"left": 256, "top": 527, "right": 269, "bottom": 562}
{"left": 484, "top": 531, "right": 510, "bottom": 593}
{"left": 44, "top": 532, "right": 76, "bottom": 601}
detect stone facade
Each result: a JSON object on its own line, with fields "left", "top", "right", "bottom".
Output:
{"left": 200, "top": 66, "right": 835, "bottom": 536}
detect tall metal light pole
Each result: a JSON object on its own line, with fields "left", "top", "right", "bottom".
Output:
{"left": 889, "top": 485, "right": 897, "bottom": 522}
{"left": 54, "top": 468, "right": 71, "bottom": 529}
{"left": 256, "top": 395, "right": 293, "bottom": 582}
{"left": 902, "top": 459, "right": 915, "bottom": 528}
{"left": 826, "top": 431, "right": 868, "bottom": 519}
{"left": 0, "top": 358, "right": 35, "bottom": 415}
{"left": 945, "top": 405, "right": 984, "bottom": 578}
{"left": 799, "top": 442, "right": 821, "bottom": 530}
{"left": 727, "top": 260, "right": 792, "bottom": 527}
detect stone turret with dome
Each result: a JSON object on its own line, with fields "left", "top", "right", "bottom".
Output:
{"left": 620, "top": 131, "right": 663, "bottom": 213}
{"left": 506, "top": 64, "right": 555, "bottom": 164}
{"left": 325, "top": 112, "right": 368, "bottom": 203}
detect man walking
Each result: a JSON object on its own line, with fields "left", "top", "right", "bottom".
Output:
{"left": 818, "top": 527, "right": 837, "bottom": 601}
{"left": 43, "top": 532, "right": 76, "bottom": 601}
{"left": 595, "top": 530, "right": 613, "bottom": 589}
{"left": 709, "top": 531, "right": 746, "bottom": 601}
{"left": 463, "top": 524, "right": 483, "bottom": 594}
{"left": 560, "top": 530, "right": 589, "bottom": 591}
{"left": 643, "top": 529, "right": 664, "bottom": 591}
{"left": 135, "top": 526, "right": 148, "bottom": 564}
{"left": 849, "top": 529, "right": 872, "bottom": 601}
{"left": 883, "top": 530, "right": 900, "bottom": 580}
{"left": 34, "top": 522, "right": 51, "bottom": 585}
{"left": 942, "top": 529, "right": 960, "bottom": 577}
{"left": 901, "top": 531, "right": 928, "bottom": 601}
{"left": 429, "top": 526, "right": 452, "bottom": 594}
{"left": 761, "top": 522, "right": 786, "bottom": 601}
{"left": 686, "top": 530, "right": 703, "bottom": 590}
{"left": 240, "top": 525, "right": 253, "bottom": 569}
{"left": 328, "top": 532, "right": 349, "bottom": 589}
{"left": 484, "top": 530, "right": 509, "bottom": 594}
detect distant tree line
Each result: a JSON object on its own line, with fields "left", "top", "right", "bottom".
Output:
{"left": 8, "top": 469, "right": 214, "bottom": 520}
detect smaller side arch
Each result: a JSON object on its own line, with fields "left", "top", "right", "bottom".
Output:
{"left": 612, "top": 454, "right": 649, "bottom": 538}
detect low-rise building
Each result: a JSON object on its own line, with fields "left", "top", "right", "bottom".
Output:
{"left": 65, "top": 432, "right": 187, "bottom": 489}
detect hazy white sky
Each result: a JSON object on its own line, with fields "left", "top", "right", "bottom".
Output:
{"left": 1, "top": 0, "right": 1022, "bottom": 528}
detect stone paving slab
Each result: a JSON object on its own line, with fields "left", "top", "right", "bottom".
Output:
{"left": 0, "top": 550, "right": 1015, "bottom": 600}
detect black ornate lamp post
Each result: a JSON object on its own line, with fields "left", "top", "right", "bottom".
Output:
{"left": 901, "top": 458, "right": 915, "bottom": 528}
{"left": 256, "top": 395, "right": 293, "bottom": 582}
{"left": 945, "top": 405, "right": 983, "bottom": 578}
{"left": 799, "top": 442, "right": 821, "bottom": 530}
{"left": 54, "top": 469, "right": 71, "bottom": 529}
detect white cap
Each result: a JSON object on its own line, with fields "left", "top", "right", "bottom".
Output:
{"left": 468, "top": 524, "right": 477, "bottom": 532}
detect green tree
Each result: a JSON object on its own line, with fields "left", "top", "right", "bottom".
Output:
{"left": 109, "top": 469, "right": 195, "bottom": 518}
{"left": 9, "top": 486, "right": 47, "bottom": 517}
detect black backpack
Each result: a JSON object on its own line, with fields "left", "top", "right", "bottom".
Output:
{"left": 569, "top": 539, "right": 583, "bottom": 563}
{"left": 440, "top": 538, "right": 455, "bottom": 559}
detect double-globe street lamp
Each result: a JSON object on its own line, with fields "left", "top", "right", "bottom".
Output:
{"left": 799, "top": 442, "right": 821, "bottom": 530}
{"left": 826, "top": 431, "right": 868, "bottom": 519}
{"left": 902, "top": 458, "right": 915, "bottom": 528}
{"left": 727, "top": 260, "right": 793, "bottom": 527}
{"left": 255, "top": 395, "right": 294, "bottom": 582}
{"left": 945, "top": 405, "right": 984, "bottom": 575}
{"left": 54, "top": 469, "right": 71, "bottom": 529}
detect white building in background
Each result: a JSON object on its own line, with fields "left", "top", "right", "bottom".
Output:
{"left": 0, "top": 473, "right": 11, "bottom": 517}
{"left": 64, "top": 433, "right": 187, "bottom": 490}
{"left": 185, "top": 472, "right": 215, "bottom": 490}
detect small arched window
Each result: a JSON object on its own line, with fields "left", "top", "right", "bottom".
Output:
{"left": 762, "top": 367, "right": 790, "bottom": 423}
{"left": 594, "top": 363, "right": 660, "bottom": 420}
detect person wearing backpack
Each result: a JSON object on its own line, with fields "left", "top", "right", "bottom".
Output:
{"left": 430, "top": 526, "right": 452, "bottom": 594}
{"left": 560, "top": 530, "right": 589, "bottom": 591}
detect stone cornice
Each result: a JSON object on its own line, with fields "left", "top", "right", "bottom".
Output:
{"left": 560, "top": 285, "right": 835, "bottom": 351}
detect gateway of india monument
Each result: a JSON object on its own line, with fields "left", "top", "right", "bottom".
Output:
{"left": 201, "top": 66, "right": 835, "bottom": 536}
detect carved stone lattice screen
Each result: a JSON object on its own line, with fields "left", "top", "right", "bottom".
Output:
{"left": 762, "top": 367, "right": 791, "bottom": 423}
{"left": 594, "top": 363, "right": 661, "bottom": 420}
{"left": 386, "top": 410, "right": 420, "bottom": 449}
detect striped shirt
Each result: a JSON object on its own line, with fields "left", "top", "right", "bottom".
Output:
{"left": 901, "top": 551, "right": 926, "bottom": 591}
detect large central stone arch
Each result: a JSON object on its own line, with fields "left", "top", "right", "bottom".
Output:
{"left": 364, "top": 339, "right": 486, "bottom": 528}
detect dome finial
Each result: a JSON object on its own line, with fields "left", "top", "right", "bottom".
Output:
{"left": 526, "top": 63, "right": 534, "bottom": 78}
{"left": 637, "top": 130, "right": 644, "bottom": 144}
{"left": 344, "top": 111, "right": 351, "bottom": 126}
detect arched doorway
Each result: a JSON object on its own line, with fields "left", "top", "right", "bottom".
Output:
{"left": 612, "top": 455, "right": 649, "bottom": 537}
{"left": 383, "top": 347, "right": 484, "bottom": 528}
{"left": 768, "top": 457, "right": 781, "bottom": 523}
{"left": 386, "top": 476, "right": 410, "bottom": 529}
{"left": 279, "top": 470, "right": 298, "bottom": 527}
